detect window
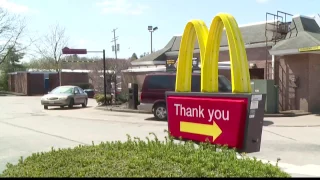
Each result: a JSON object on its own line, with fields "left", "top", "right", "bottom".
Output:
{"left": 77, "top": 87, "right": 85, "bottom": 94}
{"left": 145, "top": 74, "right": 232, "bottom": 92}
{"left": 51, "top": 86, "right": 74, "bottom": 94}
{"left": 191, "top": 75, "right": 201, "bottom": 92}
{"left": 218, "top": 76, "right": 232, "bottom": 92}
{"left": 74, "top": 88, "right": 80, "bottom": 94}
{"left": 191, "top": 75, "right": 232, "bottom": 92}
{"left": 146, "top": 75, "right": 175, "bottom": 90}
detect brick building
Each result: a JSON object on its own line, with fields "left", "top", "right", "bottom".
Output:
{"left": 8, "top": 71, "right": 89, "bottom": 96}
{"left": 124, "top": 12, "right": 320, "bottom": 112}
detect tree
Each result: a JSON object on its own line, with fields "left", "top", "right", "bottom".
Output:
{"left": 82, "top": 58, "right": 130, "bottom": 94}
{"left": 26, "top": 54, "right": 81, "bottom": 71}
{"left": 105, "top": 59, "right": 131, "bottom": 95}
{"left": 139, "top": 52, "right": 149, "bottom": 58}
{"left": 4, "top": 47, "right": 25, "bottom": 71}
{"left": 25, "top": 58, "right": 56, "bottom": 71}
{"left": 130, "top": 53, "right": 138, "bottom": 60}
{"left": 0, "top": 8, "right": 27, "bottom": 66}
{"left": 34, "top": 24, "right": 68, "bottom": 72}
{"left": 0, "top": 46, "right": 25, "bottom": 90}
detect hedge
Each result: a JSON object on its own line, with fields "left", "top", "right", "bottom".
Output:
{"left": 94, "top": 93, "right": 112, "bottom": 105}
{"left": 116, "top": 92, "right": 128, "bottom": 103}
{"left": 0, "top": 134, "right": 290, "bottom": 178}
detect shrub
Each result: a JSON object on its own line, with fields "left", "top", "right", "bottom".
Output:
{"left": 0, "top": 134, "right": 290, "bottom": 178}
{"left": 94, "top": 93, "right": 112, "bottom": 105}
{"left": 116, "top": 92, "right": 128, "bottom": 103}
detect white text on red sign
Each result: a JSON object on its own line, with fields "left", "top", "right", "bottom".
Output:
{"left": 174, "top": 104, "right": 230, "bottom": 122}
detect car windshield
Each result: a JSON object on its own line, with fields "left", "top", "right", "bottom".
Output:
{"left": 51, "top": 87, "right": 73, "bottom": 94}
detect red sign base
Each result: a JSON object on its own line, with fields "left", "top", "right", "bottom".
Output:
{"left": 167, "top": 95, "right": 248, "bottom": 149}
{"left": 166, "top": 92, "right": 266, "bottom": 153}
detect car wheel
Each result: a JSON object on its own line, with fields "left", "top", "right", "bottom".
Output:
{"left": 153, "top": 103, "right": 167, "bottom": 121}
{"left": 82, "top": 99, "right": 87, "bottom": 108}
{"left": 44, "top": 105, "right": 48, "bottom": 110}
{"left": 68, "top": 98, "right": 74, "bottom": 108}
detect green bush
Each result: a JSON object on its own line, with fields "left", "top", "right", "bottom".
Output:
{"left": 116, "top": 92, "right": 128, "bottom": 103}
{"left": 0, "top": 134, "right": 290, "bottom": 178}
{"left": 94, "top": 93, "right": 112, "bottom": 105}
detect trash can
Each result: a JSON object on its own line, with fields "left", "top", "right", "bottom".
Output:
{"left": 128, "top": 83, "right": 138, "bottom": 109}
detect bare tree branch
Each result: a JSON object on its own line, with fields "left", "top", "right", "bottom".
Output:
{"left": 0, "top": 9, "right": 27, "bottom": 65}
{"left": 85, "top": 59, "right": 131, "bottom": 93}
{"left": 34, "top": 23, "right": 68, "bottom": 71}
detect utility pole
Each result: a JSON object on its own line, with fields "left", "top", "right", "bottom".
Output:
{"left": 111, "top": 28, "right": 120, "bottom": 101}
{"left": 111, "top": 28, "right": 119, "bottom": 60}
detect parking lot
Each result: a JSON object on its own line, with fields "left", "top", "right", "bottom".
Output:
{"left": 1, "top": 96, "right": 320, "bottom": 177}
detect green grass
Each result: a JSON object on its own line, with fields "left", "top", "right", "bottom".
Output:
{"left": 0, "top": 133, "right": 290, "bottom": 178}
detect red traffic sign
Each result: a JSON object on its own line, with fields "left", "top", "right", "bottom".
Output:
{"left": 62, "top": 47, "right": 87, "bottom": 55}
{"left": 167, "top": 95, "right": 248, "bottom": 149}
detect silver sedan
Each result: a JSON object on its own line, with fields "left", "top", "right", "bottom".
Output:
{"left": 41, "top": 85, "right": 88, "bottom": 110}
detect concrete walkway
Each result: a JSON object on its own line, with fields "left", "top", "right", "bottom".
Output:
{"left": 265, "top": 115, "right": 320, "bottom": 127}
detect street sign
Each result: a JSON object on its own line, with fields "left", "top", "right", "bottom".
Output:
{"left": 167, "top": 96, "right": 248, "bottom": 148}
{"left": 166, "top": 59, "right": 177, "bottom": 72}
{"left": 165, "top": 58, "right": 199, "bottom": 72}
{"left": 62, "top": 47, "right": 87, "bottom": 55}
{"left": 299, "top": 46, "right": 320, "bottom": 52}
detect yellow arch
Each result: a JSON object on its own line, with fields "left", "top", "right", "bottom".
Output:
{"left": 175, "top": 20, "right": 209, "bottom": 92}
{"left": 175, "top": 13, "right": 251, "bottom": 93}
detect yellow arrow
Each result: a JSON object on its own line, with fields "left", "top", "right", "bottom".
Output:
{"left": 180, "top": 121, "right": 222, "bottom": 141}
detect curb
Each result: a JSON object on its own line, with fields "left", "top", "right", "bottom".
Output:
{"left": 264, "top": 113, "right": 312, "bottom": 117}
{"left": 95, "top": 107, "right": 151, "bottom": 114}
{"left": 0, "top": 92, "right": 26, "bottom": 96}
{"left": 95, "top": 107, "right": 311, "bottom": 117}
{"left": 270, "top": 124, "right": 320, "bottom": 128}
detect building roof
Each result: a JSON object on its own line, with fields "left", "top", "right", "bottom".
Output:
{"left": 269, "top": 15, "right": 320, "bottom": 55}
{"left": 169, "top": 22, "right": 274, "bottom": 52}
{"left": 130, "top": 37, "right": 176, "bottom": 65}
{"left": 131, "top": 21, "right": 277, "bottom": 66}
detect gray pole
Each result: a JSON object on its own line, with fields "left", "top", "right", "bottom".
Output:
{"left": 59, "top": 60, "right": 62, "bottom": 86}
{"left": 111, "top": 28, "right": 119, "bottom": 100}
{"left": 103, "top": 49, "right": 107, "bottom": 105}
{"left": 151, "top": 31, "right": 153, "bottom": 53}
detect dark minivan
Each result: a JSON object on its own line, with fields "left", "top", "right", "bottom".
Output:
{"left": 138, "top": 73, "right": 232, "bottom": 120}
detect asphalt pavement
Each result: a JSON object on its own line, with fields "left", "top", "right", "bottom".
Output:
{"left": 1, "top": 96, "right": 320, "bottom": 177}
